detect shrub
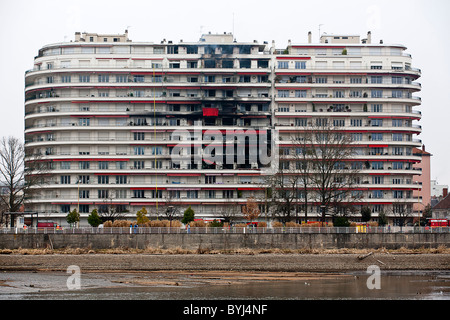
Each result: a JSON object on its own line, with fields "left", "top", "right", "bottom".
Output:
{"left": 257, "top": 221, "right": 267, "bottom": 228}
{"left": 182, "top": 206, "right": 195, "bottom": 225}
{"left": 103, "top": 221, "right": 113, "bottom": 228}
{"left": 87, "top": 209, "right": 102, "bottom": 227}
{"left": 272, "top": 222, "right": 283, "bottom": 228}
{"left": 334, "top": 217, "right": 350, "bottom": 227}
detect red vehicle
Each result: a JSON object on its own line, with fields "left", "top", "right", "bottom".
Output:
{"left": 37, "top": 222, "right": 60, "bottom": 229}
{"left": 429, "top": 219, "right": 450, "bottom": 228}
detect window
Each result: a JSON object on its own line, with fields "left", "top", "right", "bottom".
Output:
{"left": 392, "top": 133, "right": 403, "bottom": 141}
{"left": 370, "top": 147, "right": 384, "bottom": 155}
{"left": 60, "top": 175, "right": 71, "bottom": 184}
{"left": 333, "top": 119, "right": 345, "bottom": 127}
{"left": 116, "top": 161, "right": 126, "bottom": 170}
{"left": 133, "top": 190, "right": 145, "bottom": 198}
{"left": 371, "top": 119, "right": 383, "bottom": 127}
{"left": 113, "top": 175, "right": 127, "bottom": 185}
{"left": 134, "top": 146, "right": 145, "bottom": 155}
{"left": 316, "top": 77, "right": 327, "bottom": 83}
{"left": 350, "top": 77, "right": 362, "bottom": 84}
{"left": 116, "top": 75, "right": 128, "bottom": 83}
{"left": 207, "top": 190, "right": 216, "bottom": 199}
{"left": 223, "top": 190, "right": 234, "bottom": 199}
{"left": 371, "top": 90, "right": 383, "bottom": 98}
{"left": 371, "top": 104, "right": 383, "bottom": 112}
{"left": 393, "top": 190, "right": 404, "bottom": 199}
{"left": 61, "top": 205, "right": 71, "bottom": 213}
{"left": 98, "top": 175, "right": 109, "bottom": 184}
{"left": 134, "top": 132, "right": 145, "bottom": 140}
{"left": 371, "top": 162, "right": 384, "bottom": 170}
{"left": 295, "top": 118, "right": 307, "bottom": 126}
{"left": 333, "top": 90, "right": 344, "bottom": 98}
{"left": 278, "top": 61, "right": 289, "bottom": 69}
{"left": 372, "top": 204, "right": 384, "bottom": 213}
{"left": 152, "top": 190, "right": 162, "bottom": 198}
{"left": 79, "top": 161, "right": 90, "bottom": 169}
{"left": 79, "top": 118, "right": 90, "bottom": 126}
{"left": 393, "top": 147, "right": 404, "bottom": 155}
{"left": 392, "top": 76, "right": 403, "bottom": 84}
{"left": 186, "top": 46, "right": 198, "bottom": 54}
{"left": 351, "top": 133, "right": 362, "bottom": 141}
{"left": 295, "top": 90, "right": 307, "bottom": 98}
{"left": 295, "top": 61, "right": 306, "bottom": 69}
{"left": 372, "top": 190, "right": 384, "bottom": 199}
{"left": 393, "top": 162, "right": 404, "bottom": 170}
{"left": 61, "top": 75, "right": 71, "bottom": 83}
{"left": 372, "top": 176, "right": 384, "bottom": 184}
{"left": 350, "top": 119, "right": 362, "bottom": 127}
{"left": 152, "top": 146, "right": 162, "bottom": 155}
{"left": 134, "top": 161, "right": 144, "bottom": 169}
{"left": 133, "top": 75, "right": 145, "bottom": 83}
{"left": 371, "top": 133, "right": 383, "bottom": 141}
{"left": 116, "top": 190, "right": 127, "bottom": 199}
{"left": 60, "top": 161, "right": 71, "bottom": 169}
{"left": 98, "top": 190, "right": 109, "bottom": 199}
{"left": 392, "top": 90, "right": 403, "bottom": 98}
{"left": 371, "top": 76, "right": 383, "bottom": 84}
{"left": 392, "top": 119, "right": 403, "bottom": 127}
{"left": 187, "top": 190, "right": 198, "bottom": 199}
{"left": 278, "top": 90, "right": 289, "bottom": 98}
{"left": 79, "top": 75, "right": 90, "bottom": 83}
{"left": 98, "top": 74, "right": 109, "bottom": 83}
{"left": 152, "top": 160, "right": 162, "bottom": 169}
{"left": 79, "top": 205, "right": 90, "bottom": 213}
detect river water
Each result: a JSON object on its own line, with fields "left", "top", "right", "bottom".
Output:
{"left": 0, "top": 270, "right": 449, "bottom": 300}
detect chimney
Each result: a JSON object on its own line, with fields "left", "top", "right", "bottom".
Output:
{"left": 308, "top": 31, "right": 312, "bottom": 44}
{"left": 367, "top": 31, "right": 372, "bottom": 44}
{"left": 444, "top": 188, "right": 448, "bottom": 198}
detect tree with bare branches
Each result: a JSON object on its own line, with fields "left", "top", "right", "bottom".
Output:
{"left": 0, "top": 136, "right": 49, "bottom": 225}
{"left": 242, "top": 197, "right": 260, "bottom": 222}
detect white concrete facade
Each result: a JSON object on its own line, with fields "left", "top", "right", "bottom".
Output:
{"left": 24, "top": 31, "right": 422, "bottom": 226}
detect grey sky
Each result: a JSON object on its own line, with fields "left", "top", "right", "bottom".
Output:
{"left": 1, "top": 0, "right": 449, "bottom": 185}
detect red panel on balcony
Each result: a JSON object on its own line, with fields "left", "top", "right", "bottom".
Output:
{"left": 203, "top": 107, "right": 219, "bottom": 117}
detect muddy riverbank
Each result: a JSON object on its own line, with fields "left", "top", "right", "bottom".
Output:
{"left": 0, "top": 252, "right": 449, "bottom": 273}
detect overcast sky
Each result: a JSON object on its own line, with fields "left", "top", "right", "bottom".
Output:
{"left": 0, "top": 0, "right": 449, "bottom": 185}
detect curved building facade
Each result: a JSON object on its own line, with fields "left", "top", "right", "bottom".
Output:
{"left": 24, "top": 31, "right": 422, "bottom": 226}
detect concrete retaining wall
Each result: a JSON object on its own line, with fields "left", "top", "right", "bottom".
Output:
{"left": 0, "top": 233, "right": 449, "bottom": 250}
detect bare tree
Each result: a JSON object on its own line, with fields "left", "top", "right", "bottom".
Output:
{"left": 304, "top": 118, "right": 361, "bottom": 224}
{"left": 265, "top": 165, "right": 301, "bottom": 223}
{"left": 274, "top": 118, "right": 362, "bottom": 225}
{"left": 162, "top": 191, "right": 182, "bottom": 226}
{"left": 0, "top": 136, "right": 49, "bottom": 225}
{"left": 242, "top": 197, "right": 260, "bottom": 222}
{"left": 97, "top": 189, "right": 128, "bottom": 222}
{"left": 218, "top": 198, "right": 240, "bottom": 224}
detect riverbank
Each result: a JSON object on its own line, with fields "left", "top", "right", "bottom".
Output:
{"left": 0, "top": 248, "right": 449, "bottom": 273}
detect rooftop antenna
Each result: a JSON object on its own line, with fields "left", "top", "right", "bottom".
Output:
{"left": 318, "top": 24, "right": 324, "bottom": 40}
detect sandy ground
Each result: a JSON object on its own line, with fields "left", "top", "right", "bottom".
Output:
{"left": 0, "top": 253, "right": 449, "bottom": 273}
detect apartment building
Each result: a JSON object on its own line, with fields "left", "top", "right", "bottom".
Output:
{"left": 24, "top": 31, "right": 422, "bottom": 226}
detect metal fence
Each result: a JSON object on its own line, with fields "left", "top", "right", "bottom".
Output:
{"left": 1, "top": 226, "right": 449, "bottom": 235}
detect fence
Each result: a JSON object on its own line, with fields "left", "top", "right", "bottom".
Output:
{"left": 1, "top": 226, "right": 449, "bottom": 235}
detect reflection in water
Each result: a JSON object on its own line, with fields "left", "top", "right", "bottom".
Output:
{"left": 0, "top": 271, "right": 449, "bottom": 300}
